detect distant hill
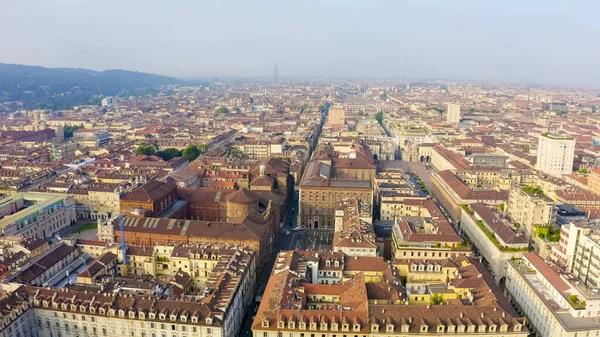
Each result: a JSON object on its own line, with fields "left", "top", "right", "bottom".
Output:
{"left": 0, "top": 63, "right": 181, "bottom": 109}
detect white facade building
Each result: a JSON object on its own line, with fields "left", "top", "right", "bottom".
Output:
{"left": 447, "top": 103, "right": 461, "bottom": 124}
{"left": 506, "top": 252, "right": 600, "bottom": 337}
{"left": 535, "top": 133, "right": 575, "bottom": 176}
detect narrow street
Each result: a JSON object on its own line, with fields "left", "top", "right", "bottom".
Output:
{"left": 239, "top": 105, "right": 328, "bottom": 336}
{"left": 238, "top": 191, "right": 299, "bottom": 336}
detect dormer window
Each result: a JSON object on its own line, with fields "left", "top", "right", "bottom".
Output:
{"left": 170, "top": 315, "right": 177, "bottom": 321}
{"left": 468, "top": 325, "right": 475, "bottom": 332}
{"left": 71, "top": 304, "right": 77, "bottom": 311}
{"left": 191, "top": 317, "right": 197, "bottom": 323}
{"left": 320, "top": 323, "right": 327, "bottom": 330}
{"left": 99, "top": 308, "right": 106, "bottom": 315}
{"left": 427, "top": 265, "right": 433, "bottom": 271}
{"left": 310, "top": 322, "right": 317, "bottom": 330}
{"left": 118, "top": 310, "right": 125, "bottom": 317}
{"left": 437, "top": 325, "right": 444, "bottom": 332}
{"left": 149, "top": 313, "right": 155, "bottom": 319}
{"left": 500, "top": 324, "right": 508, "bottom": 332}
{"left": 262, "top": 319, "right": 269, "bottom": 328}
{"left": 334, "top": 260, "right": 339, "bottom": 267}
{"left": 371, "top": 324, "right": 379, "bottom": 332}
{"left": 129, "top": 312, "right": 135, "bottom": 318}
{"left": 278, "top": 321, "right": 284, "bottom": 328}
{"left": 478, "top": 325, "right": 486, "bottom": 332}
{"left": 342, "top": 324, "right": 349, "bottom": 331}
{"left": 80, "top": 306, "right": 86, "bottom": 312}
{"left": 489, "top": 325, "right": 496, "bottom": 332}
{"left": 52, "top": 303, "right": 58, "bottom": 309}
{"left": 353, "top": 324, "right": 360, "bottom": 331}
{"left": 514, "top": 324, "right": 522, "bottom": 332}
{"left": 448, "top": 325, "right": 455, "bottom": 333}
{"left": 458, "top": 325, "right": 465, "bottom": 332}
{"left": 90, "top": 307, "right": 96, "bottom": 314}
{"left": 181, "top": 316, "right": 187, "bottom": 323}
{"left": 159, "top": 314, "right": 166, "bottom": 320}
{"left": 62, "top": 304, "right": 67, "bottom": 310}
{"left": 299, "top": 322, "right": 306, "bottom": 330}
{"left": 421, "top": 325, "right": 428, "bottom": 332}
{"left": 109, "top": 309, "right": 116, "bottom": 316}
{"left": 331, "top": 323, "right": 338, "bottom": 331}
{"left": 139, "top": 312, "right": 145, "bottom": 319}
{"left": 411, "top": 264, "right": 417, "bottom": 271}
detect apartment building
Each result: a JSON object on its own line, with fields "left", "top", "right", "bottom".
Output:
{"left": 447, "top": 103, "right": 461, "bottom": 124}
{"left": 252, "top": 250, "right": 528, "bottom": 337}
{"left": 431, "top": 145, "right": 471, "bottom": 171}
{"left": 72, "top": 128, "right": 110, "bottom": 147}
{"left": 231, "top": 137, "right": 286, "bottom": 159}
{"left": 332, "top": 199, "right": 377, "bottom": 257}
{"left": 550, "top": 222, "right": 600, "bottom": 289}
{"left": 5, "top": 242, "right": 80, "bottom": 286}
{"left": 506, "top": 252, "right": 600, "bottom": 337}
{"left": 0, "top": 293, "right": 36, "bottom": 337}
{"left": 507, "top": 186, "right": 555, "bottom": 238}
{"left": 588, "top": 168, "right": 600, "bottom": 195}
{"left": 535, "top": 133, "right": 575, "bottom": 177}
{"left": 460, "top": 203, "right": 528, "bottom": 280}
{"left": 390, "top": 199, "right": 469, "bottom": 261}
{"left": 431, "top": 170, "right": 509, "bottom": 222}
{"left": 6, "top": 285, "right": 224, "bottom": 337}
{"left": 327, "top": 105, "right": 346, "bottom": 126}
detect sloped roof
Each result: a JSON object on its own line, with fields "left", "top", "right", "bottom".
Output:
{"left": 225, "top": 188, "right": 261, "bottom": 204}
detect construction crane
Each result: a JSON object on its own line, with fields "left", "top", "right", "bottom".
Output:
{"left": 119, "top": 214, "right": 128, "bottom": 276}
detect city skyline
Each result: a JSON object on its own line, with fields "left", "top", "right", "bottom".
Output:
{"left": 2, "top": 0, "right": 600, "bottom": 87}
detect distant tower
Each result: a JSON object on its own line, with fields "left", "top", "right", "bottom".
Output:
{"left": 273, "top": 64, "right": 278, "bottom": 83}
{"left": 447, "top": 103, "right": 461, "bottom": 124}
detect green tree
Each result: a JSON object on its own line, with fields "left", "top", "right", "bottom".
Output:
{"left": 197, "top": 144, "right": 207, "bottom": 154}
{"left": 182, "top": 144, "right": 201, "bottom": 161}
{"left": 158, "top": 148, "right": 182, "bottom": 160}
{"left": 63, "top": 125, "right": 81, "bottom": 138}
{"left": 375, "top": 112, "right": 383, "bottom": 125}
{"left": 431, "top": 293, "right": 445, "bottom": 305}
{"left": 215, "top": 106, "right": 230, "bottom": 115}
{"left": 135, "top": 144, "right": 156, "bottom": 156}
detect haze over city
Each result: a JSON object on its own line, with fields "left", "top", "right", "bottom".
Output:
{"left": 3, "top": 2, "right": 600, "bottom": 337}
{"left": 2, "top": 0, "right": 600, "bottom": 86}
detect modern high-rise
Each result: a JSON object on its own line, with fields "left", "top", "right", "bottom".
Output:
{"left": 446, "top": 103, "right": 461, "bottom": 123}
{"left": 535, "top": 133, "right": 575, "bottom": 176}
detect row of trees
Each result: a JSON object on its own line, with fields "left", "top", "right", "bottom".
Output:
{"left": 135, "top": 144, "right": 206, "bottom": 162}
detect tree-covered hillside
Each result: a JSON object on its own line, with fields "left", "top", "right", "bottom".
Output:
{"left": 0, "top": 63, "right": 181, "bottom": 109}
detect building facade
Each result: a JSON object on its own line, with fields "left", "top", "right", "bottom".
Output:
{"left": 535, "top": 133, "right": 575, "bottom": 176}
{"left": 447, "top": 103, "right": 461, "bottom": 124}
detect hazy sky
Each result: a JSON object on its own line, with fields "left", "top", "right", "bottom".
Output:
{"left": 2, "top": 0, "right": 599, "bottom": 86}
